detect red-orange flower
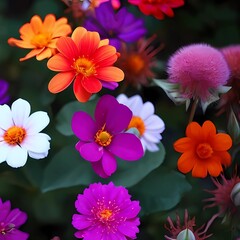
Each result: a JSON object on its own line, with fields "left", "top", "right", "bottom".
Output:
{"left": 174, "top": 120, "right": 232, "bottom": 178}
{"left": 47, "top": 27, "right": 124, "bottom": 102}
{"left": 8, "top": 14, "right": 72, "bottom": 61}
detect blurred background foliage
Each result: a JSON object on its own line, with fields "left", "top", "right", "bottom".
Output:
{"left": 0, "top": 0, "right": 240, "bottom": 239}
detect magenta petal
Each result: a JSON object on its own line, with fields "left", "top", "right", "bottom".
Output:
{"left": 72, "top": 214, "right": 92, "bottom": 230}
{"left": 94, "top": 95, "right": 119, "bottom": 127}
{"left": 108, "top": 133, "right": 144, "bottom": 161}
{"left": 91, "top": 161, "right": 109, "bottom": 178}
{"left": 4, "top": 229, "right": 29, "bottom": 240}
{"left": 101, "top": 150, "right": 117, "bottom": 176}
{"left": 80, "top": 142, "right": 103, "bottom": 162}
{"left": 105, "top": 102, "right": 132, "bottom": 134}
{"left": 118, "top": 219, "right": 140, "bottom": 238}
{"left": 120, "top": 201, "right": 141, "bottom": 218}
{"left": 5, "top": 209, "right": 27, "bottom": 227}
{"left": 72, "top": 111, "right": 97, "bottom": 141}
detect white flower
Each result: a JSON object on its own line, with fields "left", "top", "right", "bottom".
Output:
{"left": 117, "top": 94, "right": 165, "bottom": 152}
{"left": 0, "top": 98, "right": 50, "bottom": 168}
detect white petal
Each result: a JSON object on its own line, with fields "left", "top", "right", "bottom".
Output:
{"left": 21, "top": 133, "right": 50, "bottom": 153}
{"left": 128, "top": 95, "right": 143, "bottom": 115}
{"left": 145, "top": 115, "right": 165, "bottom": 131}
{"left": 143, "top": 132, "right": 160, "bottom": 143}
{"left": 25, "top": 111, "right": 50, "bottom": 134}
{"left": 11, "top": 99, "right": 30, "bottom": 127}
{"left": 140, "top": 102, "right": 154, "bottom": 120}
{"left": 0, "top": 105, "right": 13, "bottom": 130}
{"left": 116, "top": 94, "right": 128, "bottom": 104}
{"left": 28, "top": 151, "right": 49, "bottom": 159}
{"left": 142, "top": 139, "right": 159, "bottom": 152}
{"left": 6, "top": 145, "right": 28, "bottom": 168}
{"left": 0, "top": 143, "right": 11, "bottom": 163}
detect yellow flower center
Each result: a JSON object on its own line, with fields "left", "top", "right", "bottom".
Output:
{"left": 73, "top": 57, "right": 96, "bottom": 77}
{"left": 3, "top": 126, "right": 26, "bottom": 145}
{"left": 128, "top": 116, "right": 145, "bottom": 136}
{"left": 99, "top": 209, "right": 113, "bottom": 221}
{"left": 31, "top": 33, "right": 51, "bottom": 48}
{"left": 95, "top": 125, "right": 112, "bottom": 147}
{"left": 196, "top": 143, "right": 213, "bottom": 159}
{"left": 127, "top": 54, "right": 145, "bottom": 75}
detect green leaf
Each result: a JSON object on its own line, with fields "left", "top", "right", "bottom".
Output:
{"left": 106, "top": 142, "right": 166, "bottom": 187}
{"left": 130, "top": 167, "right": 192, "bottom": 215}
{"left": 55, "top": 98, "right": 97, "bottom": 136}
{"left": 41, "top": 145, "right": 99, "bottom": 193}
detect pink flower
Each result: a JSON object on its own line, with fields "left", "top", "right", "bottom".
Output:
{"left": 72, "top": 182, "right": 141, "bottom": 239}
{"left": 167, "top": 44, "right": 230, "bottom": 103}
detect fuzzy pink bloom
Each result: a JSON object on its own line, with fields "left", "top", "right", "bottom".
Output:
{"left": 167, "top": 43, "right": 230, "bottom": 102}
{"left": 72, "top": 182, "right": 141, "bottom": 239}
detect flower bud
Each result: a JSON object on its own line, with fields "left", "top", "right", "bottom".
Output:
{"left": 230, "top": 182, "right": 240, "bottom": 207}
{"left": 177, "top": 228, "right": 196, "bottom": 240}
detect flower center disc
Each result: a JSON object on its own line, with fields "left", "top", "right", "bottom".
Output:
{"left": 128, "top": 116, "right": 145, "bottom": 136}
{"left": 73, "top": 57, "right": 96, "bottom": 77}
{"left": 31, "top": 33, "right": 51, "bottom": 48}
{"left": 3, "top": 126, "right": 26, "bottom": 145}
{"left": 99, "top": 209, "right": 113, "bottom": 221}
{"left": 196, "top": 143, "right": 213, "bottom": 159}
{"left": 127, "top": 54, "right": 145, "bottom": 74}
{"left": 95, "top": 128, "right": 112, "bottom": 147}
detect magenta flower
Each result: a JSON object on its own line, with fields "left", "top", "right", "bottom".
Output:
{"left": 71, "top": 94, "right": 144, "bottom": 178}
{"left": 72, "top": 182, "right": 141, "bottom": 239}
{"left": 0, "top": 198, "right": 29, "bottom": 240}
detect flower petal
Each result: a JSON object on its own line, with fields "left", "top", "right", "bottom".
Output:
{"left": 118, "top": 219, "right": 140, "bottom": 239}
{"left": 108, "top": 133, "right": 143, "bottom": 161}
{"left": 97, "top": 66, "right": 124, "bottom": 82}
{"left": 0, "top": 143, "right": 11, "bottom": 163}
{"left": 174, "top": 137, "right": 194, "bottom": 153}
{"left": 6, "top": 146, "right": 28, "bottom": 168}
{"left": 73, "top": 77, "right": 92, "bottom": 102}
{"left": 91, "top": 161, "right": 109, "bottom": 178}
{"left": 177, "top": 151, "right": 196, "bottom": 174}
{"left": 191, "top": 161, "right": 208, "bottom": 178}
{"left": 79, "top": 142, "right": 103, "bottom": 162}
{"left": 56, "top": 37, "right": 79, "bottom": 60}
{"left": 30, "top": 15, "right": 43, "bottom": 34}
{"left": 139, "top": 102, "right": 154, "bottom": 120}
{"left": 101, "top": 150, "right": 117, "bottom": 176}
{"left": 47, "top": 54, "right": 72, "bottom": 71}
{"left": 71, "top": 27, "right": 87, "bottom": 48}
{"left": 0, "top": 104, "right": 14, "bottom": 130}
{"left": 82, "top": 77, "right": 102, "bottom": 93}
{"left": 48, "top": 72, "right": 75, "bottom": 93}
{"left": 36, "top": 47, "right": 53, "bottom": 60}
{"left": 206, "top": 160, "right": 223, "bottom": 177}
{"left": 211, "top": 133, "right": 232, "bottom": 151}
{"left": 25, "top": 111, "right": 50, "bottom": 134}
{"left": 20, "top": 48, "right": 44, "bottom": 61}
{"left": 11, "top": 99, "right": 31, "bottom": 127}
{"left": 5, "top": 209, "right": 28, "bottom": 227}
{"left": 72, "top": 214, "right": 92, "bottom": 230}
{"left": 186, "top": 121, "right": 202, "bottom": 140}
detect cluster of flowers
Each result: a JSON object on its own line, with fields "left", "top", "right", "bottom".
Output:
{"left": 1, "top": 0, "right": 240, "bottom": 239}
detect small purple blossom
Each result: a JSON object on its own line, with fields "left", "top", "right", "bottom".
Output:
{"left": 167, "top": 43, "right": 230, "bottom": 101}
{"left": 72, "top": 182, "right": 141, "bottom": 239}
{"left": 71, "top": 94, "right": 144, "bottom": 178}
{"left": 84, "top": 2, "right": 147, "bottom": 50}
{"left": 0, "top": 198, "right": 29, "bottom": 240}
{"left": 0, "top": 79, "right": 10, "bottom": 104}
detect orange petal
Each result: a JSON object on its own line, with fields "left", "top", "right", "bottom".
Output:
{"left": 78, "top": 31, "right": 100, "bottom": 57}
{"left": 56, "top": 37, "right": 79, "bottom": 60}
{"left": 186, "top": 121, "right": 202, "bottom": 140}
{"left": 213, "top": 152, "right": 232, "bottom": 167}
{"left": 48, "top": 72, "right": 75, "bottom": 93}
{"left": 192, "top": 161, "right": 208, "bottom": 178}
{"left": 71, "top": 27, "right": 87, "bottom": 46}
{"left": 52, "top": 25, "right": 72, "bottom": 38}
{"left": 177, "top": 151, "right": 196, "bottom": 174}
{"left": 19, "top": 23, "right": 35, "bottom": 39}
{"left": 206, "top": 160, "right": 223, "bottom": 177}
{"left": 43, "top": 14, "right": 56, "bottom": 32}
{"left": 36, "top": 48, "right": 53, "bottom": 60}
{"left": 30, "top": 15, "right": 43, "bottom": 34}
{"left": 211, "top": 133, "right": 232, "bottom": 151}
{"left": 96, "top": 66, "right": 124, "bottom": 82}
{"left": 47, "top": 54, "right": 72, "bottom": 71}
{"left": 8, "top": 38, "right": 34, "bottom": 49}
{"left": 202, "top": 120, "right": 216, "bottom": 139}
{"left": 174, "top": 137, "right": 194, "bottom": 153}
{"left": 82, "top": 77, "right": 102, "bottom": 93}
{"left": 99, "top": 39, "right": 109, "bottom": 47}
{"left": 19, "top": 48, "right": 44, "bottom": 61}
{"left": 93, "top": 45, "right": 117, "bottom": 66}
{"left": 55, "top": 17, "right": 68, "bottom": 27}
{"left": 73, "top": 76, "right": 92, "bottom": 102}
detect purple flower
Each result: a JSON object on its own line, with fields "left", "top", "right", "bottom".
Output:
{"left": 72, "top": 182, "right": 141, "bottom": 239}
{"left": 71, "top": 94, "right": 144, "bottom": 178}
{"left": 0, "top": 79, "right": 10, "bottom": 104}
{"left": 0, "top": 198, "right": 29, "bottom": 240}
{"left": 84, "top": 2, "right": 147, "bottom": 50}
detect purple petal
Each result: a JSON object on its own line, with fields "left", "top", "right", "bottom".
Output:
{"left": 119, "top": 201, "right": 141, "bottom": 218}
{"left": 4, "top": 229, "right": 29, "bottom": 240}
{"left": 5, "top": 209, "right": 27, "bottom": 227}
{"left": 0, "top": 200, "right": 11, "bottom": 222}
{"left": 101, "top": 149, "right": 117, "bottom": 176}
{"left": 94, "top": 95, "right": 119, "bottom": 128}
{"left": 117, "top": 218, "right": 140, "bottom": 239}
{"left": 91, "top": 161, "right": 109, "bottom": 178}
{"left": 108, "top": 133, "right": 144, "bottom": 160}
{"left": 101, "top": 81, "right": 118, "bottom": 90}
{"left": 109, "top": 38, "right": 122, "bottom": 51}
{"left": 79, "top": 142, "right": 103, "bottom": 162}
{"left": 95, "top": 2, "right": 115, "bottom": 28}
{"left": 72, "top": 111, "right": 97, "bottom": 141}
{"left": 105, "top": 103, "right": 132, "bottom": 134}
{"left": 75, "top": 195, "right": 92, "bottom": 215}
{"left": 72, "top": 214, "right": 92, "bottom": 230}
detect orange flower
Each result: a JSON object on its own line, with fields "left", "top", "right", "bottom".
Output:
{"left": 174, "top": 120, "right": 232, "bottom": 178}
{"left": 8, "top": 14, "right": 72, "bottom": 61}
{"left": 47, "top": 27, "right": 124, "bottom": 102}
